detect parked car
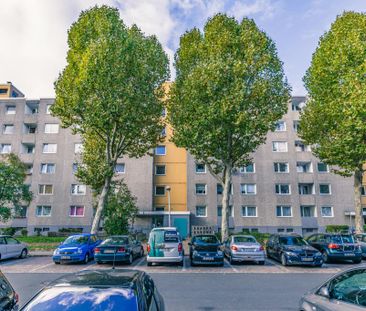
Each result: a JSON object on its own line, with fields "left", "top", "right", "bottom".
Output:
{"left": 52, "top": 233, "right": 101, "bottom": 264}
{"left": 94, "top": 235, "right": 144, "bottom": 265}
{"left": 0, "top": 235, "right": 28, "bottom": 261}
{"left": 307, "top": 233, "right": 362, "bottom": 264}
{"left": 20, "top": 269, "right": 165, "bottom": 311}
{"left": 147, "top": 227, "right": 184, "bottom": 266}
{"left": 266, "top": 234, "right": 323, "bottom": 266}
{"left": 299, "top": 266, "right": 366, "bottom": 310}
{"left": 189, "top": 234, "right": 224, "bottom": 266}
{"left": 223, "top": 235, "right": 265, "bottom": 265}
{"left": 354, "top": 233, "right": 366, "bottom": 259}
{"left": 0, "top": 270, "right": 18, "bottom": 311}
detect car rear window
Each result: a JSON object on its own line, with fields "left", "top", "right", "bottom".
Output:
{"left": 233, "top": 236, "right": 256, "bottom": 243}
{"left": 101, "top": 237, "right": 128, "bottom": 245}
{"left": 22, "top": 286, "right": 138, "bottom": 311}
{"left": 330, "top": 235, "right": 354, "bottom": 244}
{"left": 195, "top": 236, "right": 218, "bottom": 244}
{"left": 149, "top": 230, "right": 179, "bottom": 244}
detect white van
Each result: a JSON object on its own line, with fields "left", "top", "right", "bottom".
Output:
{"left": 146, "top": 227, "right": 184, "bottom": 266}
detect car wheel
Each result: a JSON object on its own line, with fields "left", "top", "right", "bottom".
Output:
{"left": 96, "top": 261, "right": 102, "bottom": 265}
{"left": 258, "top": 261, "right": 265, "bottom": 265}
{"left": 219, "top": 262, "right": 224, "bottom": 267}
{"left": 147, "top": 262, "right": 153, "bottom": 266}
{"left": 128, "top": 254, "right": 133, "bottom": 265}
{"left": 83, "top": 253, "right": 89, "bottom": 264}
{"left": 315, "top": 263, "right": 323, "bottom": 268}
{"left": 281, "top": 253, "right": 288, "bottom": 266}
{"left": 229, "top": 255, "right": 234, "bottom": 265}
{"left": 322, "top": 251, "right": 329, "bottom": 263}
{"left": 353, "top": 259, "right": 362, "bottom": 264}
{"left": 19, "top": 248, "right": 28, "bottom": 259}
{"left": 54, "top": 261, "right": 60, "bottom": 265}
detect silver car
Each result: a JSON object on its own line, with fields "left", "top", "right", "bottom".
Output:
{"left": 354, "top": 234, "right": 366, "bottom": 259}
{"left": 0, "top": 235, "right": 28, "bottom": 260}
{"left": 299, "top": 266, "right": 366, "bottom": 310}
{"left": 224, "top": 235, "right": 265, "bottom": 265}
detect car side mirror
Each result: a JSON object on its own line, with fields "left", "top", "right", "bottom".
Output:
{"left": 318, "top": 285, "right": 330, "bottom": 298}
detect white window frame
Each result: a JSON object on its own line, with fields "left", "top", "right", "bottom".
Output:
{"left": 298, "top": 183, "right": 315, "bottom": 195}
{"left": 320, "top": 206, "right": 334, "bottom": 217}
{"left": 42, "top": 143, "right": 57, "bottom": 154}
{"left": 44, "top": 123, "right": 59, "bottom": 134}
{"left": 317, "top": 162, "right": 329, "bottom": 173}
{"left": 6, "top": 105, "right": 16, "bottom": 115}
{"left": 195, "top": 205, "right": 207, "bottom": 217}
{"left": 155, "top": 164, "right": 166, "bottom": 176}
{"left": 319, "top": 184, "right": 331, "bottom": 195}
{"left": 155, "top": 145, "right": 166, "bottom": 156}
{"left": 275, "top": 184, "right": 291, "bottom": 195}
{"left": 276, "top": 205, "right": 292, "bottom": 217}
{"left": 195, "top": 163, "right": 206, "bottom": 174}
{"left": 40, "top": 163, "right": 55, "bottom": 174}
{"left": 274, "top": 162, "right": 289, "bottom": 173}
{"left": 300, "top": 205, "right": 317, "bottom": 217}
{"left": 274, "top": 121, "right": 286, "bottom": 132}
{"left": 3, "top": 124, "right": 14, "bottom": 134}
{"left": 272, "top": 141, "right": 288, "bottom": 152}
{"left": 115, "top": 163, "right": 125, "bottom": 174}
{"left": 46, "top": 104, "right": 52, "bottom": 114}
{"left": 38, "top": 184, "right": 53, "bottom": 195}
{"left": 36, "top": 205, "right": 52, "bottom": 217}
{"left": 242, "top": 206, "right": 257, "bottom": 217}
{"left": 217, "top": 205, "right": 234, "bottom": 217}
{"left": 155, "top": 186, "right": 166, "bottom": 196}
{"left": 296, "top": 162, "right": 313, "bottom": 173}
{"left": 293, "top": 120, "right": 299, "bottom": 132}
{"left": 71, "top": 184, "right": 86, "bottom": 195}
{"left": 240, "top": 163, "right": 255, "bottom": 173}
{"left": 240, "top": 184, "right": 256, "bottom": 195}
{"left": 69, "top": 205, "right": 85, "bottom": 217}
{"left": 195, "top": 184, "right": 207, "bottom": 195}
{"left": 0, "top": 144, "right": 11, "bottom": 154}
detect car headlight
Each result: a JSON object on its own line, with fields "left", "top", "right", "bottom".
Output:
{"left": 217, "top": 250, "right": 223, "bottom": 256}
{"left": 285, "top": 251, "right": 298, "bottom": 257}
{"left": 193, "top": 250, "right": 198, "bottom": 256}
{"left": 53, "top": 249, "right": 59, "bottom": 255}
{"left": 77, "top": 248, "right": 83, "bottom": 254}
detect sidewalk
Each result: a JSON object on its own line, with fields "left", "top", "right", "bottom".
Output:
{"left": 29, "top": 251, "right": 53, "bottom": 257}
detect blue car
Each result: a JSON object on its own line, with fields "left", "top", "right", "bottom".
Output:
{"left": 52, "top": 234, "right": 101, "bottom": 264}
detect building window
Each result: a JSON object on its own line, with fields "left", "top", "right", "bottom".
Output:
{"left": 39, "top": 184, "right": 53, "bottom": 195}
{"left": 217, "top": 205, "right": 233, "bottom": 217}
{"left": 155, "top": 186, "right": 166, "bottom": 196}
{"left": 74, "top": 143, "right": 83, "bottom": 154}
{"left": 155, "top": 145, "right": 166, "bottom": 155}
{"left": 242, "top": 206, "right": 257, "bottom": 217}
{"left": 292, "top": 100, "right": 305, "bottom": 111}
{"left": 196, "top": 206, "right": 207, "bottom": 217}
{"left": 295, "top": 140, "right": 311, "bottom": 152}
{"left": 195, "top": 163, "right": 206, "bottom": 174}
{"left": 161, "top": 127, "right": 166, "bottom": 137}
{"left": 296, "top": 162, "right": 313, "bottom": 173}
{"left": 43, "top": 143, "right": 57, "bottom": 153}
{"left": 6, "top": 105, "right": 16, "bottom": 115}
{"left": 274, "top": 121, "right": 286, "bottom": 132}
{"left": 317, "top": 162, "right": 329, "bottom": 173}
{"left": 301, "top": 205, "right": 316, "bottom": 217}
{"left": 24, "top": 124, "right": 37, "bottom": 134}
{"left": 22, "top": 144, "right": 35, "bottom": 154}
{"left": 25, "top": 103, "right": 39, "bottom": 114}
{"left": 44, "top": 123, "right": 59, "bottom": 134}
{"left": 272, "top": 141, "right": 288, "bottom": 152}
{"left": 36, "top": 205, "right": 51, "bottom": 217}
{"left": 298, "top": 183, "right": 314, "bottom": 195}
{"left": 293, "top": 120, "right": 300, "bottom": 132}
{"left": 154, "top": 206, "right": 165, "bottom": 212}
{"left": 3, "top": 124, "right": 14, "bottom": 134}
{"left": 72, "top": 163, "right": 78, "bottom": 174}
{"left": 40, "top": 163, "right": 55, "bottom": 174}
{"left": 240, "top": 163, "right": 255, "bottom": 173}
{"left": 71, "top": 184, "right": 86, "bottom": 195}
{"left": 14, "top": 206, "right": 27, "bottom": 218}
{"left": 0, "top": 144, "right": 11, "bottom": 154}
{"left": 362, "top": 186, "right": 366, "bottom": 196}
{"left": 274, "top": 162, "right": 289, "bottom": 173}
{"left": 240, "top": 184, "right": 256, "bottom": 195}
{"left": 216, "top": 184, "right": 233, "bottom": 195}
{"left": 321, "top": 206, "right": 333, "bottom": 217}
{"left": 275, "top": 184, "right": 291, "bottom": 195}
{"left": 115, "top": 163, "right": 125, "bottom": 174}
{"left": 69, "top": 206, "right": 85, "bottom": 217}
{"left": 195, "top": 184, "right": 207, "bottom": 195}
{"left": 319, "top": 184, "right": 331, "bottom": 195}
{"left": 155, "top": 165, "right": 166, "bottom": 175}
{"left": 46, "top": 104, "right": 52, "bottom": 114}
{"left": 276, "top": 206, "right": 292, "bottom": 217}
{"left": 25, "top": 164, "right": 33, "bottom": 175}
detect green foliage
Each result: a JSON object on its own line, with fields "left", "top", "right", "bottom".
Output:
{"left": 21, "top": 229, "right": 28, "bottom": 236}
{"left": 1, "top": 227, "right": 17, "bottom": 236}
{"left": 300, "top": 12, "right": 366, "bottom": 175}
{"left": 58, "top": 228, "right": 83, "bottom": 233}
{"left": 0, "top": 154, "right": 32, "bottom": 222}
{"left": 325, "top": 225, "right": 350, "bottom": 233}
{"left": 103, "top": 181, "right": 138, "bottom": 235}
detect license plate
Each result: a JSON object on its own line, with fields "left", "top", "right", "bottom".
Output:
{"left": 61, "top": 256, "right": 70, "bottom": 260}
{"left": 104, "top": 250, "right": 114, "bottom": 254}
{"left": 242, "top": 249, "right": 254, "bottom": 252}
{"left": 203, "top": 257, "right": 214, "bottom": 261}
{"left": 301, "top": 257, "right": 313, "bottom": 262}
{"left": 344, "top": 253, "right": 354, "bottom": 256}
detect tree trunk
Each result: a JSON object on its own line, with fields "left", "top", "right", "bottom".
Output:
{"left": 90, "top": 175, "right": 112, "bottom": 234}
{"left": 221, "top": 164, "right": 232, "bottom": 243}
{"left": 354, "top": 169, "right": 364, "bottom": 234}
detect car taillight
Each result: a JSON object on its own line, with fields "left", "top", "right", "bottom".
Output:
{"left": 117, "top": 247, "right": 125, "bottom": 253}
{"left": 94, "top": 248, "right": 100, "bottom": 253}
{"left": 231, "top": 245, "right": 238, "bottom": 251}
{"left": 14, "top": 292, "right": 19, "bottom": 303}
{"left": 178, "top": 243, "right": 183, "bottom": 252}
{"left": 259, "top": 245, "right": 264, "bottom": 251}
{"left": 328, "top": 243, "right": 340, "bottom": 249}
{"left": 147, "top": 244, "right": 151, "bottom": 253}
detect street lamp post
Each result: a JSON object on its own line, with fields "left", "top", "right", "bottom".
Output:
{"left": 166, "top": 186, "right": 171, "bottom": 227}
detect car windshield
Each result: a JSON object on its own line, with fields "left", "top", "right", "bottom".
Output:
{"left": 331, "top": 235, "right": 355, "bottom": 244}
{"left": 63, "top": 236, "right": 89, "bottom": 245}
{"left": 279, "top": 236, "right": 307, "bottom": 246}
{"left": 21, "top": 286, "right": 138, "bottom": 311}
{"left": 101, "top": 237, "right": 128, "bottom": 246}
{"left": 195, "top": 236, "right": 218, "bottom": 244}
{"left": 233, "top": 236, "right": 256, "bottom": 243}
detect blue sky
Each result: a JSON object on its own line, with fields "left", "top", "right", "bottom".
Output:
{"left": 1, "top": 0, "right": 366, "bottom": 97}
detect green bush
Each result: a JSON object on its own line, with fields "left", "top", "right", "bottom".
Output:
{"left": 326, "top": 225, "right": 349, "bottom": 233}
{"left": 1, "top": 227, "right": 17, "bottom": 236}
{"left": 21, "top": 229, "right": 28, "bottom": 236}
{"left": 58, "top": 228, "right": 83, "bottom": 233}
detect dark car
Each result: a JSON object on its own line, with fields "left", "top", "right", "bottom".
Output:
{"left": 354, "top": 234, "right": 366, "bottom": 259}
{"left": 0, "top": 270, "right": 18, "bottom": 311}
{"left": 94, "top": 235, "right": 144, "bottom": 265}
{"left": 189, "top": 235, "right": 224, "bottom": 266}
{"left": 20, "top": 269, "right": 164, "bottom": 311}
{"left": 299, "top": 267, "right": 366, "bottom": 310}
{"left": 266, "top": 234, "right": 323, "bottom": 266}
{"left": 307, "top": 233, "right": 362, "bottom": 264}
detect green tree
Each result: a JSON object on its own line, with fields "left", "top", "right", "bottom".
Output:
{"left": 103, "top": 181, "right": 138, "bottom": 235}
{"left": 168, "top": 14, "right": 290, "bottom": 242}
{"left": 52, "top": 6, "right": 169, "bottom": 233}
{"left": 300, "top": 12, "right": 366, "bottom": 234}
{"left": 0, "top": 154, "right": 32, "bottom": 222}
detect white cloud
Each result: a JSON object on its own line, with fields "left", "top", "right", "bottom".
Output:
{"left": 228, "top": 0, "right": 278, "bottom": 20}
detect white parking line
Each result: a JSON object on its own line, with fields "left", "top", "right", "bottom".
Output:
{"left": 81, "top": 261, "right": 96, "bottom": 271}
{"left": 29, "top": 262, "right": 55, "bottom": 272}
{"left": 224, "top": 259, "right": 239, "bottom": 273}
{"left": 182, "top": 257, "right": 187, "bottom": 272}
{"left": 266, "top": 258, "right": 290, "bottom": 272}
